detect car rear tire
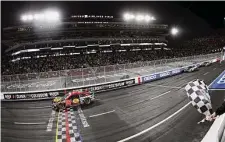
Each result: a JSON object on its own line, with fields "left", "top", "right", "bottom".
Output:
{"left": 84, "top": 98, "right": 91, "bottom": 105}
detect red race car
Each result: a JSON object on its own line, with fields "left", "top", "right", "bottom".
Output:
{"left": 52, "top": 89, "right": 95, "bottom": 111}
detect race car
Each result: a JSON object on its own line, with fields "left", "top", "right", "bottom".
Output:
{"left": 120, "top": 74, "right": 130, "bottom": 80}
{"left": 52, "top": 89, "right": 95, "bottom": 111}
{"left": 203, "top": 61, "right": 212, "bottom": 66}
{"left": 183, "top": 65, "right": 199, "bottom": 73}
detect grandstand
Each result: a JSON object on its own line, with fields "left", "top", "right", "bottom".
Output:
{"left": 1, "top": 13, "right": 223, "bottom": 92}
{"left": 2, "top": 14, "right": 168, "bottom": 74}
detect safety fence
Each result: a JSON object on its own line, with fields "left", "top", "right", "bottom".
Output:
{"left": 1, "top": 53, "right": 221, "bottom": 92}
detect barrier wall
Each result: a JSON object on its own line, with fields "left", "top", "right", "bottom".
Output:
{"left": 141, "top": 68, "right": 183, "bottom": 83}
{"left": 2, "top": 78, "right": 137, "bottom": 101}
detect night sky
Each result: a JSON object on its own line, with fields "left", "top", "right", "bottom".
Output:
{"left": 1, "top": 1, "right": 225, "bottom": 41}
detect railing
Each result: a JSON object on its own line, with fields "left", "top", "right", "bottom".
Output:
{"left": 1, "top": 53, "right": 221, "bottom": 92}
{"left": 201, "top": 113, "right": 225, "bottom": 142}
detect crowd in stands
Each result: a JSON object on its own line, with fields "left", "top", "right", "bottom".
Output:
{"left": 2, "top": 34, "right": 224, "bottom": 76}
{"left": 7, "top": 33, "right": 165, "bottom": 48}
{"left": 1, "top": 48, "right": 213, "bottom": 75}
{"left": 179, "top": 36, "right": 225, "bottom": 51}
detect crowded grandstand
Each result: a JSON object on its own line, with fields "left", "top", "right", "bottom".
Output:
{"left": 2, "top": 2, "right": 225, "bottom": 142}
{"left": 2, "top": 15, "right": 224, "bottom": 75}
{"left": 1, "top": 12, "right": 225, "bottom": 92}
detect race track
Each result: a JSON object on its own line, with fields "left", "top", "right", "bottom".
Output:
{"left": 2, "top": 62, "right": 225, "bottom": 142}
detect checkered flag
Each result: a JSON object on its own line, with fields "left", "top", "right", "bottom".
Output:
{"left": 185, "top": 79, "right": 213, "bottom": 121}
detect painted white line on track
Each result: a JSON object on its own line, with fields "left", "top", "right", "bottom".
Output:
{"left": 150, "top": 91, "right": 171, "bottom": 100}
{"left": 89, "top": 110, "right": 115, "bottom": 118}
{"left": 77, "top": 106, "right": 90, "bottom": 128}
{"left": 203, "top": 72, "right": 209, "bottom": 75}
{"left": 14, "top": 122, "right": 46, "bottom": 125}
{"left": 46, "top": 110, "right": 56, "bottom": 132}
{"left": 147, "top": 84, "right": 182, "bottom": 89}
{"left": 213, "top": 68, "right": 217, "bottom": 70}
{"left": 28, "top": 106, "right": 51, "bottom": 109}
{"left": 117, "top": 102, "right": 191, "bottom": 142}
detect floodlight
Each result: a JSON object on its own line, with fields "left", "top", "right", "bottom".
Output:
{"left": 145, "top": 15, "right": 151, "bottom": 22}
{"left": 44, "top": 11, "right": 60, "bottom": 21}
{"left": 39, "top": 14, "right": 45, "bottom": 20}
{"left": 27, "top": 15, "right": 33, "bottom": 20}
{"left": 21, "top": 15, "right": 28, "bottom": 21}
{"left": 34, "top": 14, "right": 40, "bottom": 20}
{"left": 171, "top": 27, "right": 179, "bottom": 36}
{"left": 124, "top": 13, "right": 135, "bottom": 21}
{"left": 129, "top": 14, "right": 135, "bottom": 19}
{"left": 136, "top": 15, "right": 144, "bottom": 21}
{"left": 124, "top": 13, "right": 130, "bottom": 21}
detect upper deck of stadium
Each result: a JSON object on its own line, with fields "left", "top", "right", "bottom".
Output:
{"left": 2, "top": 14, "right": 169, "bottom": 54}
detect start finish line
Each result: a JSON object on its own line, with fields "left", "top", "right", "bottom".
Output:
{"left": 209, "top": 70, "right": 225, "bottom": 90}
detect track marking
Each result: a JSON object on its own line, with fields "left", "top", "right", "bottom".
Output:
{"left": 14, "top": 122, "right": 46, "bottom": 125}
{"left": 77, "top": 106, "right": 90, "bottom": 128}
{"left": 203, "top": 72, "right": 209, "bottom": 75}
{"left": 28, "top": 106, "right": 52, "bottom": 109}
{"left": 89, "top": 110, "right": 115, "bottom": 118}
{"left": 147, "top": 84, "right": 182, "bottom": 89}
{"left": 55, "top": 111, "right": 59, "bottom": 142}
{"left": 117, "top": 102, "right": 191, "bottom": 142}
{"left": 46, "top": 110, "right": 56, "bottom": 132}
{"left": 65, "top": 109, "right": 71, "bottom": 142}
{"left": 150, "top": 91, "right": 171, "bottom": 100}
{"left": 213, "top": 68, "right": 217, "bottom": 70}
{"left": 123, "top": 91, "right": 171, "bottom": 108}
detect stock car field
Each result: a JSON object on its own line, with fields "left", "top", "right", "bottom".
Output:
{"left": 1, "top": 62, "right": 225, "bottom": 142}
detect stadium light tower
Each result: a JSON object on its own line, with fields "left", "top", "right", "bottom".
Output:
{"left": 123, "top": 12, "right": 155, "bottom": 23}
{"left": 20, "top": 10, "right": 61, "bottom": 23}
{"left": 171, "top": 27, "right": 179, "bottom": 36}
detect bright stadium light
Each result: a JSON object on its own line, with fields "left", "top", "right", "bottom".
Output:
{"left": 136, "top": 15, "right": 144, "bottom": 21}
{"left": 124, "top": 13, "right": 130, "bottom": 20}
{"left": 171, "top": 27, "right": 179, "bottom": 36}
{"left": 123, "top": 12, "right": 155, "bottom": 22}
{"left": 124, "top": 13, "right": 135, "bottom": 21}
{"left": 27, "top": 15, "right": 33, "bottom": 20}
{"left": 34, "top": 14, "right": 41, "bottom": 20}
{"left": 145, "top": 15, "right": 151, "bottom": 22}
{"left": 151, "top": 16, "right": 156, "bottom": 20}
{"left": 44, "top": 11, "right": 60, "bottom": 21}
{"left": 21, "top": 15, "right": 28, "bottom": 21}
{"left": 20, "top": 10, "right": 60, "bottom": 22}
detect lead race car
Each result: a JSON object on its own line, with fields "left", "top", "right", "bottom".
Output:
{"left": 183, "top": 65, "right": 199, "bottom": 73}
{"left": 52, "top": 89, "right": 95, "bottom": 111}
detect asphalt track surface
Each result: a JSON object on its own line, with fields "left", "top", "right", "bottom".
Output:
{"left": 1, "top": 62, "right": 225, "bottom": 142}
